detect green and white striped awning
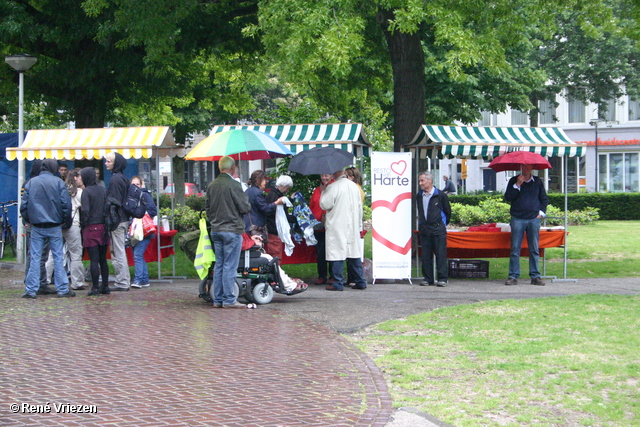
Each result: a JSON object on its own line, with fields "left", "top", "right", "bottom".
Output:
{"left": 404, "top": 125, "right": 585, "bottom": 159}
{"left": 211, "top": 123, "right": 372, "bottom": 157}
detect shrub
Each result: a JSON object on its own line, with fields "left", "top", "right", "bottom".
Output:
{"left": 451, "top": 199, "right": 599, "bottom": 227}
{"left": 451, "top": 192, "right": 631, "bottom": 220}
{"left": 363, "top": 205, "right": 372, "bottom": 221}
{"left": 185, "top": 195, "right": 206, "bottom": 212}
{"left": 450, "top": 204, "right": 489, "bottom": 226}
{"left": 159, "top": 205, "right": 201, "bottom": 231}
{"left": 477, "top": 197, "right": 511, "bottom": 223}
{"left": 158, "top": 193, "right": 172, "bottom": 210}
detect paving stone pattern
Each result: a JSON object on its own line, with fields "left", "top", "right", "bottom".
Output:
{"left": 0, "top": 289, "right": 392, "bottom": 426}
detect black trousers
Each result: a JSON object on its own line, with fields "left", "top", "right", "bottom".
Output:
{"left": 315, "top": 230, "right": 330, "bottom": 280}
{"left": 419, "top": 232, "right": 448, "bottom": 284}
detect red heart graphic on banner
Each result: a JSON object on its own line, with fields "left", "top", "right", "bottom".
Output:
{"left": 372, "top": 192, "right": 412, "bottom": 255}
{"left": 390, "top": 160, "right": 407, "bottom": 176}
{"left": 372, "top": 229, "right": 412, "bottom": 255}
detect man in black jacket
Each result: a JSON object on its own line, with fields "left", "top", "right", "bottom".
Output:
{"left": 504, "top": 165, "right": 548, "bottom": 286}
{"left": 21, "top": 159, "right": 73, "bottom": 298}
{"left": 416, "top": 172, "right": 451, "bottom": 287}
{"left": 105, "top": 152, "right": 131, "bottom": 291}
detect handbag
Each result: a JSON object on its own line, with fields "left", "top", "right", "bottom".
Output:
{"left": 128, "top": 218, "right": 144, "bottom": 245}
{"left": 248, "top": 215, "right": 269, "bottom": 243}
{"left": 142, "top": 213, "right": 156, "bottom": 237}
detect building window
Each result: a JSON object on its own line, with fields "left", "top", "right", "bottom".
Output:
{"left": 626, "top": 153, "right": 639, "bottom": 192}
{"left": 538, "top": 98, "right": 557, "bottom": 124}
{"left": 599, "top": 98, "right": 616, "bottom": 122}
{"left": 598, "top": 152, "right": 639, "bottom": 192}
{"left": 478, "top": 111, "right": 496, "bottom": 126}
{"left": 629, "top": 98, "right": 640, "bottom": 121}
{"left": 568, "top": 95, "right": 586, "bottom": 123}
{"left": 511, "top": 109, "right": 528, "bottom": 125}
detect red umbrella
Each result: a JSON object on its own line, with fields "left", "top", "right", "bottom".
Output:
{"left": 488, "top": 151, "right": 552, "bottom": 172}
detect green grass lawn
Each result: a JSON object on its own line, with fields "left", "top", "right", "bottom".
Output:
{"left": 485, "top": 221, "right": 640, "bottom": 280}
{"left": 4, "top": 221, "right": 639, "bottom": 280}
{"left": 353, "top": 294, "right": 640, "bottom": 426}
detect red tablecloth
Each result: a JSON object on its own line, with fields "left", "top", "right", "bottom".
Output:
{"left": 280, "top": 241, "right": 318, "bottom": 265}
{"left": 126, "top": 229, "right": 178, "bottom": 266}
{"left": 445, "top": 230, "right": 565, "bottom": 258}
{"left": 82, "top": 229, "right": 178, "bottom": 265}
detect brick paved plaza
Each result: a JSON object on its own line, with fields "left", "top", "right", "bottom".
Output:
{"left": 0, "top": 285, "right": 392, "bottom": 426}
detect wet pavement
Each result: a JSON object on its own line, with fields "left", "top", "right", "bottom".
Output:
{"left": 1, "top": 264, "right": 638, "bottom": 426}
{"left": 0, "top": 272, "right": 391, "bottom": 426}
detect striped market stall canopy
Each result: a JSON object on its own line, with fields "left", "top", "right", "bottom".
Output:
{"left": 404, "top": 125, "right": 585, "bottom": 159}
{"left": 5, "top": 126, "right": 179, "bottom": 161}
{"left": 211, "top": 123, "right": 372, "bottom": 157}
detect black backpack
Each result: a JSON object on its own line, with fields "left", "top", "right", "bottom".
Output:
{"left": 104, "top": 196, "right": 122, "bottom": 232}
{"left": 123, "top": 183, "right": 147, "bottom": 219}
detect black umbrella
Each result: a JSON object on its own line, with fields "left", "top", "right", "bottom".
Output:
{"left": 288, "top": 147, "right": 354, "bottom": 175}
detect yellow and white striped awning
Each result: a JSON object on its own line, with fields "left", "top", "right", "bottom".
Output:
{"left": 5, "top": 126, "right": 179, "bottom": 161}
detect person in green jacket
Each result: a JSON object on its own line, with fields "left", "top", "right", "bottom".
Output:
{"left": 205, "top": 156, "right": 251, "bottom": 308}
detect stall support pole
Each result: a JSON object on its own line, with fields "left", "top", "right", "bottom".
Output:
{"left": 554, "top": 154, "right": 577, "bottom": 283}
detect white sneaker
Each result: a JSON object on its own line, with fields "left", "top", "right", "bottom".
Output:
{"left": 130, "top": 282, "right": 142, "bottom": 289}
{"left": 140, "top": 282, "right": 150, "bottom": 288}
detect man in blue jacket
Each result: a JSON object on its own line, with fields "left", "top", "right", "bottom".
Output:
{"left": 504, "top": 165, "right": 549, "bottom": 286}
{"left": 416, "top": 171, "right": 451, "bottom": 287}
{"left": 21, "top": 159, "right": 73, "bottom": 298}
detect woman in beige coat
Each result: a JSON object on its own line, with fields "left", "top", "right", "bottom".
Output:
{"left": 320, "top": 169, "right": 366, "bottom": 291}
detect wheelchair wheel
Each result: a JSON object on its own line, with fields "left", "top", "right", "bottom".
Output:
{"left": 251, "top": 282, "right": 274, "bottom": 305}
{"left": 198, "top": 277, "right": 213, "bottom": 303}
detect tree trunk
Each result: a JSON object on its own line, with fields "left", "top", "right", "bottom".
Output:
{"left": 172, "top": 156, "right": 186, "bottom": 206}
{"left": 380, "top": 12, "right": 426, "bottom": 152}
{"left": 73, "top": 103, "right": 106, "bottom": 129}
{"left": 172, "top": 128, "right": 188, "bottom": 206}
{"left": 529, "top": 95, "right": 539, "bottom": 127}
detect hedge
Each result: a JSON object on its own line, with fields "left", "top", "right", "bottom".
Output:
{"left": 449, "top": 193, "right": 640, "bottom": 220}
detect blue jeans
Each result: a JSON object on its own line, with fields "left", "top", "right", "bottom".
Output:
{"left": 509, "top": 217, "right": 541, "bottom": 280}
{"left": 132, "top": 234, "right": 153, "bottom": 285}
{"left": 211, "top": 232, "right": 242, "bottom": 305}
{"left": 330, "top": 258, "right": 366, "bottom": 291}
{"left": 25, "top": 225, "right": 69, "bottom": 296}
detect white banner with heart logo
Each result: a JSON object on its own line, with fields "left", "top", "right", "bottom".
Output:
{"left": 371, "top": 151, "right": 412, "bottom": 280}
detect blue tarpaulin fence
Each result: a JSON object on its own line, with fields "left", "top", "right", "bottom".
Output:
{"left": 0, "top": 133, "right": 21, "bottom": 231}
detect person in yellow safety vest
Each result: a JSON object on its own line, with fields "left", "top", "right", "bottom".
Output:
{"left": 194, "top": 217, "right": 215, "bottom": 280}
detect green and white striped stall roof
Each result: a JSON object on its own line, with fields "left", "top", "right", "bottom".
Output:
{"left": 211, "top": 123, "right": 372, "bottom": 157}
{"left": 404, "top": 125, "right": 585, "bottom": 159}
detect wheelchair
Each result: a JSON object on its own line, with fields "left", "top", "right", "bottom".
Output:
{"left": 179, "top": 229, "right": 299, "bottom": 305}
{"left": 197, "top": 247, "right": 285, "bottom": 305}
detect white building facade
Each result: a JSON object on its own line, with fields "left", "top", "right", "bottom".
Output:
{"left": 438, "top": 92, "right": 640, "bottom": 194}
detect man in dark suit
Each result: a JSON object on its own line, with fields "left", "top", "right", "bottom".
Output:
{"left": 416, "top": 171, "right": 451, "bottom": 287}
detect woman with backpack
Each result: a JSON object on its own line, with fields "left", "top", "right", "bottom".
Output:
{"left": 78, "top": 167, "right": 110, "bottom": 296}
{"left": 130, "top": 176, "right": 157, "bottom": 289}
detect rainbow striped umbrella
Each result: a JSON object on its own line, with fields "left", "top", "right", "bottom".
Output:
{"left": 185, "top": 129, "right": 292, "bottom": 161}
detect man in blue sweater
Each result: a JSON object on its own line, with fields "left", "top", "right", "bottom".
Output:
{"left": 504, "top": 165, "right": 549, "bottom": 286}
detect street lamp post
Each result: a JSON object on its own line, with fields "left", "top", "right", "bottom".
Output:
{"left": 590, "top": 118, "right": 605, "bottom": 192}
{"left": 5, "top": 54, "right": 37, "bottom": 264}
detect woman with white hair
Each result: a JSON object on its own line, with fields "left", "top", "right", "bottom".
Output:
{"left": 264, "top": 174, "right": 295, "bottom": 259}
